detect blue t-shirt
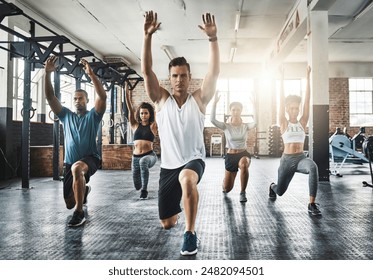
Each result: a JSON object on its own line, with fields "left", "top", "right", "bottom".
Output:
{"left": 57, "top": 107, "right": 103, "bottom": 164}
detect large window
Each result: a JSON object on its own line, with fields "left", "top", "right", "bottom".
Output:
{"left": 205, "top": 79, "right": 254, "bottom": 127}
{"left": 12, "top": 58, "right": 41, "bottom": 122}
{"left": 349, "top": 78, "right": 373, "bottom": 126}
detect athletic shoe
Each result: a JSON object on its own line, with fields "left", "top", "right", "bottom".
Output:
{"left": 140, "top": 190, "right": 148, "bottom": 200}
{"left": 180, "top": 231, "right": 198, "bottom": 256}
{"left": 239, "top": 192, "right": 247, "bottom": 202}
{"left": 83, "top": 185, "right": 91, "bottom": 205}
{"left": 269, "top": 183, "right": 277, "bottom": 199}
{"left": 308, "top": 203, "right": 321, "bottom": 216}
{"left": 68, "top": 210, "right": 86, "bottom": 227}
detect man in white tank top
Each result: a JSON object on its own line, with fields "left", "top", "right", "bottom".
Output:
{"left": 141, "top": 11, "right": 220, "bottom": 255}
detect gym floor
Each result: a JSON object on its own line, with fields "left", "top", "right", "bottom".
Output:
{"left": 0, "top": 157, "right": 372, "bottom": 260}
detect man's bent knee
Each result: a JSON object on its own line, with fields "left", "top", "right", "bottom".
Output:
{"left": 160, "top": 215, "right": 178, "bottom": 229}
{"left": 71, "top": 161, "right": 87, "bottom": 178}
{"left": 65, "top": 196, "right": 76, "bottom": 209}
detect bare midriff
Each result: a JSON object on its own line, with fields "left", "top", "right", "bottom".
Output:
{"left": 227, "top": 148, "right": 247, "bottom": 154}
{"left": 283, "top": 142, "right": 304, "bottom": 155}
{"left": 133, "top": 140, "right": 153, "bottom": 155}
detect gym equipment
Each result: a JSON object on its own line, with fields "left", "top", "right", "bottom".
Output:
{"left": 362, "top": 136, "right": 373, "bottom": 188}
{"left": 346, "top": 127, "right": 366, "bottom": 151}
{"left": 210, "top": 134, "right": 223, "bottom": 157}
{"left": 329, "top": 127, "right": 369, "bottom": 176}
{"left": 115, "top": 112, "right": 128, "bottom": 141}
{"left": 268, "top": 125, "right": 283, "bottom": 157}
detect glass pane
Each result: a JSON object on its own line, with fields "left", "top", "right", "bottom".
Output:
{"left": 350, "top": 103, "right": 356, "bottom": 114}
{"left": 356, "top": 102, "right": 365, "bottom": 113}
{"left": 284, "top": 80, "right": 301, "bottom": 96}
{"left": 365, "top": 103, "right": 372, "bottom": 114}
{"left": 217, "top": 79, "right": 228, "bottom": 91}
{"left": 31, "top": 82, "right": 38, "bottom": 101}
{"left": 17, "top": 79, "right": 24, "bottom": 98}
{"left": 365, "top": 79, "right": 373, "bottom": 90}
{"left": 356, "top": 92, "right": 365, "bottom": 102}
{"left": 349, "top": 79, "right": 356, "bottom": 91}
{"left": 365, "top": 114, "right": 373, "bottom": 125}
{"left": 350, "top": 91, "right": 357, "bottom": 103}
{"left": 365, "top": 92, "right": 372, "bottom": 103}
{"left": 356, "top": 79, "right": 365, "bottom": 90}
{"left": 16, "top": 100, "right": 23, "bottom": 120}
{"left": 229, "top": 79, "right": 251, "bottom": 92}
{"left": 17, "top": 59, "right": 24, "bottom": 77}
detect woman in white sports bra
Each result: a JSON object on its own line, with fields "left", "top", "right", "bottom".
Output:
{"left": 269, "top": 66, "right": 321, "bottom": 216}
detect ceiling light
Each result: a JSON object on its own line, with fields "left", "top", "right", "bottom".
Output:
{"left": 234, "top": 11, "right": 241, "bottom": 32}
{"left": 160, "top": 45, "right": 174, "bottom": 60}
{"left": 229, "top": 46, "right": 237, "bottom": 62}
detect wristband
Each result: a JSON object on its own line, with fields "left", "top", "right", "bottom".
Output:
{"left": 209, "top": 36, "right": 217, "bottom": 42}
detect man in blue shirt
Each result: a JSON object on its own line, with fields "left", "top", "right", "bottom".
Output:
{"left": 44, "top": 56, "right": 107, "bottom": 227}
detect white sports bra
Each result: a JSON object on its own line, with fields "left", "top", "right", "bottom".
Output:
{"left": 282, "top": 121, "right": 305, "bottom": 144}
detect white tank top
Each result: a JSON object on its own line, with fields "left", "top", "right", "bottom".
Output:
{"left": 156, "top": 94, "right": 206, "bottom": 169}
{"left": 282, "top": 121, "right": 306, "bottom": 144}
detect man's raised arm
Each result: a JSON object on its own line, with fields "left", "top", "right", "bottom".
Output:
{"left": 44, "top": 56, "right": 63, "bottom": 115}
{"left": 141, "top": 11, "right": 163, "bottom": 104}
{"left": 199, "top": 13, "right": 220, "bottom": 106}
{"left": 81, "top": 59, "right": 107, "bottom": 114}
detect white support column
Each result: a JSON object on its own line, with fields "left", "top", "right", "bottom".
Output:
{"left": 307, "top": 10, "right": 330, "bottom": 181}
{"left": 255, "top": 77, "right": 275, "bottom": 155}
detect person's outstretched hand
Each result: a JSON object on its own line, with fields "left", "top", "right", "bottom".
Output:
{"left": 198, "top": 13, "right": 217, "bottom": 38}
{"left": 144, "top": 11, "right": 161, "bottom": 36}
{"left": 45, "top": 56, "right": 58, "bottom": 73}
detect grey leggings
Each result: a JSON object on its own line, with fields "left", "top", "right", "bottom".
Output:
{"left": 131, "top": 151, "right": 157, "bottom": 191}
{"left": 272, "top": 153, "right": 318, "bottom": 197}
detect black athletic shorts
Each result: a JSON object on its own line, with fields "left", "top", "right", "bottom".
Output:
{"left": 224, "top": 150, "right": 251, "bottom": 172}
{"left": 63, "top": 155, "right": 101, "bottom": 200}
{"left": 158, "top": 159, "right": 205, "bottom": 220}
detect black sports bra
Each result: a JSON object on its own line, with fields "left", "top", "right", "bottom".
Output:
{"left": 133, "top": 123, "right": 155, "bottom": 142}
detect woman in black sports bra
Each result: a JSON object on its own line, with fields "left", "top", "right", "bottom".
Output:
{"left": 125, "top": 83, "right": 158, "bottom": 199}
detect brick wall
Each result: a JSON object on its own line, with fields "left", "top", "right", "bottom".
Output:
{"left": 329, "top": 78, "right": 373, "bottom": 136}
{"left": 329, "top": 78, "right": 350, "bottom": 134}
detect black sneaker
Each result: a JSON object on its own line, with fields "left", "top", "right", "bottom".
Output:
{"left": 180, "top": 231, "right": 198, "bottom": 256}
{"left": 83, "top": 185, "right": 91, "bottom": 205}
{"left": 269, "top": 183, "right": 277, "bottom": 199}
{"left": 140, "top": 190, "right": 148, "bottom": 200}
{"left": 68, "top": 210, "right": 86, "bottom": 227}
{"left": 308, "top": 203, "right": 321, "bottom": 216}
{"left": 239, "top": 192, "right": 247, "bottom": 202}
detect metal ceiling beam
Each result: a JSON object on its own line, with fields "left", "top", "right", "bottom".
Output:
{"left": 0, "top": 0, "right": 143, "bottom": 89}
{"left": 0, "top": 1, "right": 22, "bottom": 23}
{"left": 268, "top": 0, "right": 308, "bottom": 65}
